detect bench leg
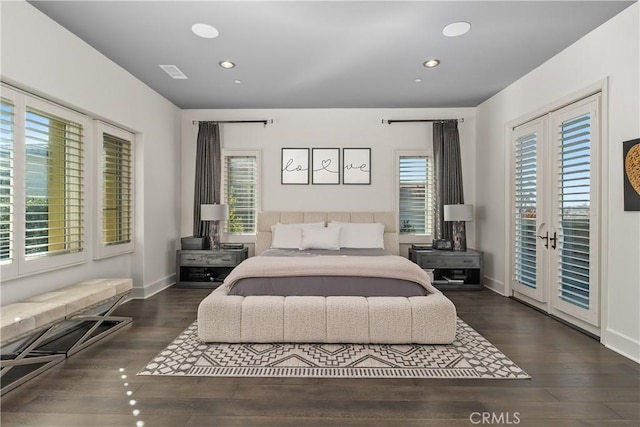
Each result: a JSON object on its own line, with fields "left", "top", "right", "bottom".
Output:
{"left": 1, "top": 291, "right": 133, "bottom": 394}
{"left": 1, "top": 325, "right": 66, "bottom": 395}
{"left": 65, "top": 293, "right": 133, "bottom": 357}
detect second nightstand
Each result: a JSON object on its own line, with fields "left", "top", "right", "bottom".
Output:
{"left": 409, "top": 248, "right": 483, "bottom": 291}
{"left": 176, "top": 247, "right": 248, "bottom": 288}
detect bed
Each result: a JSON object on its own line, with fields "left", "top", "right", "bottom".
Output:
{"left": 197, "top": 211, "right": 457, "bottom": 344}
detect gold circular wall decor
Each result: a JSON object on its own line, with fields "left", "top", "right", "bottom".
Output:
{"left": 625, "top": 143, "right": 640, "bottom": 195}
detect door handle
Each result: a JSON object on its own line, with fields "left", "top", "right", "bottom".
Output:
{"left": 537, "top": 232, "right": 549, "bottom": 249}
{"left": 550, "top": 231, "right": 557, "bottom": 250}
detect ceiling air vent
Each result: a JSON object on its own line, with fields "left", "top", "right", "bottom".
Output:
{"left": 159, "top": 64, "right": 188, "bottom": 79}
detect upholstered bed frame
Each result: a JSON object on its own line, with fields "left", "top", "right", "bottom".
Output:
{"left": 197, "top": 211, "right": 457, "bottom": 344}
{"left": 254, "top": 211, "right": 400, "bottom": 256}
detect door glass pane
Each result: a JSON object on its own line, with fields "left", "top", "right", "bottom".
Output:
{"left": 0, "top": 100, "right": 13, "bottom": 263}
{"left": 558, "top": 113, "right": 591, "bottom": 309}
{"left": 514, "top": 132, "right": 537, "bottom": 289}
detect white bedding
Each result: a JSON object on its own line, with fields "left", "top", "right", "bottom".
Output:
{"left": 223, "top": 251, "right": 438, "bottom": 294}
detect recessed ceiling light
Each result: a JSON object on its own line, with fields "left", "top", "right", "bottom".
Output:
{"left": 442, "top": 21, "right": 471, "bottom": 37}
{"left": 234, "top": 80, "right": 242, "bottom": 84}
{"left": 415, "top": 78, "right": 423, "bottom": 83}
{"left": 192, "top": 23, "right": 219, "bottom": 39}
{"left": 423, "top": 59, "right": 440, "bottom": 68}
{"left": 219, "top": 60, "right": 235, "bottom": 69}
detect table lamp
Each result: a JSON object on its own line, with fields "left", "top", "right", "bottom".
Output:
{"left": 200, "top": 204, "right": 229, "bottom": 250}
{"left": 444, "top": 204, "right": 473, "bottom": 251}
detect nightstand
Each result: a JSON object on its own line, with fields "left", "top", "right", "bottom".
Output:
{"left": 176, "top": 247, "right": 248, "bottom": 288}
{"left": 409, "top": 248, "right": 483, "bottom": 291}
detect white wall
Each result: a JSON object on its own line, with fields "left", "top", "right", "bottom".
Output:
{"left": 0, "top": 1, "right": 181, "bottom": 302}
{"left": 476, "top": 3, "right": 639, "bottom": 361}
{"left": 180, "top": 107, "right": 477, "bottom": 253}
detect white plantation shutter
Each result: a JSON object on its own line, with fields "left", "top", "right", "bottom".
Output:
{"left": 0, "top": 100, "right": 14, "bottom": 263}
{"left": 509, "top": 92, "right": 601, "bottom": 334}
{"left": 224, "top": 153, "right": 258, "bottom": 234}
{"left": 398, "top": 155, "right": 433, "bottom": 235}
{"left": 102, "top": 133, "right": 132, "bottom": 246}
{"left": 556, "top": 112, "right": 592, "bottom": 310}
{"left": 24, "top": 108, "right": 83, "bottom": 258}
{"left": 513, "top": 132, "right": 538, "bottom": 289}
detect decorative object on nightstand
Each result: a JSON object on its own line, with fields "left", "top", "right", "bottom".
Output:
{"left": 176, "top": 247, "right": 248, "bottom": 288}
{"left": 431, "top": 239, "right": 453, "bottom": 250}
{"left": 409, "top": 247, "right": 483, "bottom": 291}
{"left": 444, "top": 204, "right": 473, "bottom": 251}
{"left": 180, "top": 236, "right": 206, "bottom": 250}
{"left": 221, "top": 243, "right": 244, "bottom": 250}
{"left": 200, "top": 204, "right": 229, "bottom": 250}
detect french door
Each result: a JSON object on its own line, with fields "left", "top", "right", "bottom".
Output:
{"left": 510, "top": 94, "right": 601, "bottom": 334}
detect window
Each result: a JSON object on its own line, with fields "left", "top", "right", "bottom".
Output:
{"left": 397, "top": 152, "right": 434, "bottom": 237}
{"left": 222, "top": 150, "right": 260, "bottom": 236}
{"left": 1, "top": 85, "right": 88, "bottom": 279}
{"left": 25, "top": 108, "right": 84, "bottom": 258}
{"left": 95, "top": 121, "right": 134, "bottom": 259}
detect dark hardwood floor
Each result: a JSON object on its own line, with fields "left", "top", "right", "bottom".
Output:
{"left": 1, "top": 287, "right": 638, "bottom": 426}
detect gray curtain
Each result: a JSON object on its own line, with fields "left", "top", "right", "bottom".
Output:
{"left": 433, "top": 120, "right": 464, "bottom": 240}
{"left": 193, "top": 122, "right": 221, "bottom": 237}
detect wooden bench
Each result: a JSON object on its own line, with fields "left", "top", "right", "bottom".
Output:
{"left": 0, "top": 278, "right": 133, "bottom": 395}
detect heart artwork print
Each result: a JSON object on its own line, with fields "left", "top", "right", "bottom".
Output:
{"left": 312, "top": 148, "right": 340, "bottom": 184}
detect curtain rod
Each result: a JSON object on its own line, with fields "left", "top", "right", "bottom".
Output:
{"left": 192, "top": 119, "right": 273, "bottom": 127}
{"left": 382, "top": 118, "right": 464, "bottom": 124}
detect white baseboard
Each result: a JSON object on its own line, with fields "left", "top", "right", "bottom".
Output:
{"left": 483, "top": 276, "right": 506, "bottom": 296}
{"left": 603, "top": 328, "right": 640, "bottom": 363}
{"left": 131, "top": 273, "right": 176, "bottom": 300}
{"left": 479, "top": 276, "right": 639, "bottom": 364}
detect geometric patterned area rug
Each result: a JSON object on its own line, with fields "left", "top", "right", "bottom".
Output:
{"left": 138, "top": 318, "right": 529, "bottom": 379}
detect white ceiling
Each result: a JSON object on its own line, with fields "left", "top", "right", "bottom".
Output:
{"left": 29, "top": 1, "right": 636, "bottom": 109}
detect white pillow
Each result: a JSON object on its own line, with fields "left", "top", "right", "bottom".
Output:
{"left": 270, "top": 222, "right": 324, "bottom": 248}
{"left": 328, "top": 222, "right": 385, "bottom": 248}
{"left": 300, "top": 225, "right": 341, "bottom": 250}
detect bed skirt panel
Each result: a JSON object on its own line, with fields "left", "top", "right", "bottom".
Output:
{"left": 284, "top": 297, "right": 326, "bottom": 343}
{"left": 198, "top": 286, "right": 457, "bottom": 344}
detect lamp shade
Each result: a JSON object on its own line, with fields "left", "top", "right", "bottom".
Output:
{"left": 444, "top": 204, "right": 473, "bottom": 222}
{"left": 201, "top": 204, "right": 229, "bottom": 221}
